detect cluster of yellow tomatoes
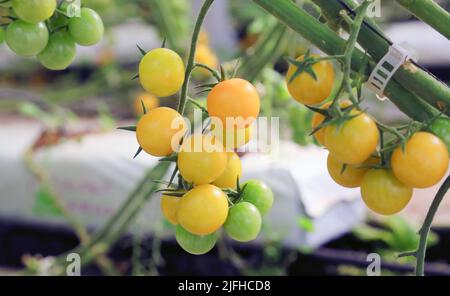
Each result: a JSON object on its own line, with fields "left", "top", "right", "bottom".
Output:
{"left": 287, "top": 53, "right": 449, "bottom": 215}
{"left": 132, "top": 44, "right": 273, "bottom": 255}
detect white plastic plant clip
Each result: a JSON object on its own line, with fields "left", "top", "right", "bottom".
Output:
{"left": 367, "top": 43, "right": 417, "bottom": 100}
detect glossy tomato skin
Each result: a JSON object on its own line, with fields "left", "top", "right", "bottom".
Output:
{"left": 177, "top": 134, "right": 228, "bottom": 185}
{"left": 391, "top": 132, "right": 449, "bottom": 188}
{"left": 240, "top": 179, "right": 274, "bottom": 216}
{"left": 327, "top": 154, "right": 378, "bottom": 188}
{"left": 160, "top": 195, "right": 180, "bottom": 225}
{"left": 286, "top": 54, "right": 335, "bottom": 105}
{"left": 224, "top": 202, "right": 261, "bottom": 242}
{"left": 139, "top": 48, "right": 185, "bottom": 97}
{"left": 177, "top": 184, "right": 229, "bottom": 236}
{"left": 5, "top": 20, "right": 48, "bottom": 57}
{"left": 175, "top": 226, "right": 217, "bottom": 255}
{"left": 207, "top": 78, "right": 260, "bottom": 127}
{"left": 134, "top": 92, "right": 159, "bottom": 117}
{"left": 325, "top": 112, "right": 379, "bottom": 165}
{"left": 429, "top": 118, "right": 450, "bottom": 152}
{"left": 211, "top": 122, "right": 253, "bottom": 151}
{"left": 311, "top": 101, "right": 351, "bottom": 146}
{"left": 361, "top": 169, "right": 413, "bottom": 215}
{"left": 12, "top": 0, "right": 56, "bottom": 24}
{"left": 136, "top": 107, "right": 186, "bottom": 157}
{"left": 37, "top": 31, "right": 76, "bottom": 70}
{"left": 213, "top": 152, "right": 242, "bottom": 188}
{"left": 68, "top": 8, "right": 104, "bottom": 46}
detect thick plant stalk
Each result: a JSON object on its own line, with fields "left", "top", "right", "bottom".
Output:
{"left": 415, "top": 175, "right": 450, "bottom": 276}
{"left": 312, "top": 0, "right": 450, "bottom": 114}
{"left": 47, "top": 162, "right": 170, "bottom": 273}
{"left": 23, "top": 149, "right": 119, "bottom": 276}
{"left": 238, "top": 22, "right": 287, "bottom": 82}
{"left": 252, "top": 0, "right": 445, "bottom": 122}
{"left": 396, "top": 0, "right": 450, "bottom": 40}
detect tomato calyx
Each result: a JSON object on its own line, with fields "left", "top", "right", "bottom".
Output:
{"left": 308, "top": 102, "right": 361, "bottom": 138}
{"left": 222, "top": 177, "right": 248, "bottom": 206}
{"left": 285, "top": 49, "right": 320, "bottom": 83}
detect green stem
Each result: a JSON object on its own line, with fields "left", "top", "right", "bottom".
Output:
{"left": 177, "top": 0, "right": 215, "bottom": 114}
{"left": 395, "top": 0, "right": 450, "bottom": 40}
{"left": 415, "top": 174, "right": 450, "bottom": 276}
{"left": 252, "top": 0, "right": 444, "bottom": 122}
{"left": 23, "top": 149, "right": 119, "bottom": 276}
{"left": 341, "top": 1, "right": 371, "bottom": 104}
{"left": 194, "top": 63, "right": 221, "bottom": 81}
{"left": 312, "top": 0, "right": 450, "bottom": 114}
{"left": 238, "top": 22, "right": 287, "bottom": 82}
{"left": 49, "top": 162, "right": 170, "bottom": 273}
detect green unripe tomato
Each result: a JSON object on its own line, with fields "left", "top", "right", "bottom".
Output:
{"left": 429, "top": 117, "right": 450, "bottom": 152}
{"left": 175, "top": 226, "right": 217, "bottom": 255}
{"left": 240, "top": 179, "right": 274, "bottom": 216}
{"left": 5, "top": 20, "right": 48, "bottom": 57}
{"left": 38, "top": 31, "right": 76, "bottom": 70}
{"left": 224, "top": 202, "right": 262, "bottom": 242}
{"left": 68, "top": 8, "right": 104, "bottom": 46}
{"left": 12, "top": 0, "right": 56, "bottom": 24}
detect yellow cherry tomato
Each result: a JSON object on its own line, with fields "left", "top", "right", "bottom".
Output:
{"left": 312, "top": 101, "right": 351, "bottom": 146}
{"left": 360, "top": 169, "right": 413, "bottom": 215}
{"left": 193, "top": 44, "right": 218, "bottom": 78}
{"left": 133, "top": 92, "right": 159, "bottom": 117}
{"left": 327, "top": 154, "right": 378, "bottom": 188}
{"left": 286, "top": 54, "right": 335, "bottom": 105}
{"left": 207, "top": 78, "right": 260, "bottom": 127}
{"left": 198, "top": 30, "right": 210, "bottom": 45}
{"left": 213, "top": 152, "right": 242, "bottom": 188}
{"left": 324, "top": 112, "right": 379, "bottom": 165}
{"left": 139, "top": 48, "right": 185, "bottom": 97}
{"left": 177, "top": 134, "right": 228, "bottom": 185}
{"left": 177, "top": 184, "right": 229, "bottom": 235}
{"left": 136, "top": 107, "right": 186, "bottom": 157}
{"left": 160, "top": 195, "right": 180, "bottom": 225}
{"left": 391, "top": 132, "right": 449, "bottom": 188}
{"left": 211, "top": 122, "right": 254, "bottom": 151}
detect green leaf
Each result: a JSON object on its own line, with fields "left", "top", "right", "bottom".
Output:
{"left": 32, "top": 186, "right": 63, "bottom": 217}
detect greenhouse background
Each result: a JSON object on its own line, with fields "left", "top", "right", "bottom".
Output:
{"left": 0, "top": 0, "right": 449, "bottom": 276}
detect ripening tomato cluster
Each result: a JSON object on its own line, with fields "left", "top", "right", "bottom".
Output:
{"left": 133, "top": 46, "right": 273, "bottom": 255}
{"left": 2, "top": 0, "right": 104, "bottom": 70}
{"left": 286, "top": 53, "right": 449, "bottom": 216}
